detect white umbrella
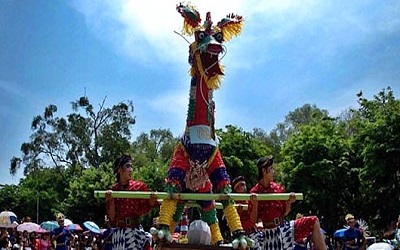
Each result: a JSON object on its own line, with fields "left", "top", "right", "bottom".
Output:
{"left": 17, "top": 222, "right": 41, "bottom": 233}
{"left": 367, "top": 243, "right": 394, "bottom": 250}
{"left": 0, "top": 211, "right": 18, "bottom": 228}
{"left": 63, "top": 218, "right": 73, "bottom": 226}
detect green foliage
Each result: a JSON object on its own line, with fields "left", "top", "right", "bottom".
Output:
{"left": 281, "top": 116, "right": 356, "bottom": 233}
{"left": 61, "top": 163, "right": 115, "bottom": 226}
{"left": 217, "top": 125, "right": 271, "bottom": 187}
{"left": 352, "top": 87, "right": 400, "bottom": 228}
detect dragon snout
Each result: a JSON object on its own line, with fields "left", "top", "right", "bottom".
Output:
{"left": 207, "top": 43, "right": 222, "bottom": 54}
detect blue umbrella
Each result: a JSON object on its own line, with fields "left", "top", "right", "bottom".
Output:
{"left": 40, "top": 221, "right": 59, "bottom": 231}
{"left": 334, "top": 228, "right": 347, "bottom": 238}
{"left": 0, "top": 211, "right": 18, "bottom": 228}
{"left": 83, "top": 221, "right": 100, "bottom": 234}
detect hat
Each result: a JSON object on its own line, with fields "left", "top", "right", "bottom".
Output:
{"left": 257, "top": 156, "right": 274, "bottom": 168}
{"left": 232, "top": 176, "right": 245, "bottom": 191}
{"left": 113, "top": 154, "right": 132, "bottom": 173}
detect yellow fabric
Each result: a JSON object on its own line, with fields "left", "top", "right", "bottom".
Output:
{"left": 159, "top": 199, "right": 177, "bottom": 226}
{"left": 210, "top": 222, "right": 223, "bottom": 244}
{"left": 223, "top": 204, "right": 243, "bottom": 232}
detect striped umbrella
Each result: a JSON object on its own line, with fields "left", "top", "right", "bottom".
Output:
{"left": 0, "top": 211, "right": 18, "bottom": 228}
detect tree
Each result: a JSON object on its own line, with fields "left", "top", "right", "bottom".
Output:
{"left": 352, "top": 87, "right": 400, "bottom": 229}
{"left": 10, "top": 96, "right": 135, "bottom": 175}
{"left": 217, "top": 125, "right": 272, "bottom": 187}
{"left": 267, "top": 104, "right": 329, "bottom": 160}
{"left": 281, "top": 113, "right": 356, "bottom": 233}
{"left": 60, "top": 163, "right": 115, "bottom": 226}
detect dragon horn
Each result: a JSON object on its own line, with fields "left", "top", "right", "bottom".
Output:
{"left": 176, "top": 3, "right": 201, "bottom": 36}
{"left": 217, "top": 13, "right": 244, "bottom": 42}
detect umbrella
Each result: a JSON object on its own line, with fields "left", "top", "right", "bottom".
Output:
{"left": 17, "top": 222, "right": 41, "bottom": 233}
{"left": 40, "top": 221, "right": 59, "bottom": 231}
{"left": 66, "top": 224, "right": 83, "bottom": 231}
{"left": 83, "top": 221, "right": 100, "bottom": 234}
{"left": 0, "top": 211, "right": 18, "bottom": 228}
{"left": 367, "top": 243, "right": 394, "bottom": 250}
{"left": 64, "top": 218, "right": 73, "bottom": 226}
{"left": 334, "top": 228, "right": 347, "bottom": 238}
{"left": 35, "top": 227, "right": 49, "bottom": 233}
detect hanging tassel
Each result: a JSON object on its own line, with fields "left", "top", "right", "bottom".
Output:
{"left": 223, "top": 204, "right": 243, "bottom": 232}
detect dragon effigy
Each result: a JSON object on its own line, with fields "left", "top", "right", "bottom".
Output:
{"left": 152, "top": 2, "right": 251, "bottom": 249}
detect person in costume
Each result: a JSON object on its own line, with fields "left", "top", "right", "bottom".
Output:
{"left": 248, "top": 156, "right": 326, "bottom": 250}
{"left": 105, "top": 153, "right": 158, "bottom": 250}
{"left": 152, "top": 3, "right": 251, "bottom": 249}
{"left": 343, "top": 214, "right": 366, "bottom": 250}
{"left": 51, "top": 213, "right": 71, "bottom": 250}
{"left": 232, "top": 176, "right": 257, "bottom": 234}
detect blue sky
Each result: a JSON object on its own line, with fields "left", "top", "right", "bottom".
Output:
{"left": 1, "top": 0, "right": 399, "bottom": 185}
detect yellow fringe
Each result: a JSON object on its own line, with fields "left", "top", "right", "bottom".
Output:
{"left": 182, "top": 21, "right": 196, "bottom": 36}
{"left": 209, "top": 223, "right": 224, "bottom": 244}
{"left": 159, "top": 199, "right": 177, "bottom": 226}
{"left": 221, "top": 21, "right": 244, "bottom": 42}
{"left": 223, "top": 204, "right": 243, "bottom": 232}
{"left": 194, "top": 53, "right": 224, "bottom": 90}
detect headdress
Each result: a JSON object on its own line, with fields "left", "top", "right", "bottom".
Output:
{"left": 113, "top": 154, "right": 132, "bottom": 173}
{"left": 56, "top": 213, "right": 65, "bottom": 221}
{"left": 345, "top": 213, "right": 355, "bottom": 222}
{"left": 232, "top": 176, "right": 245, "bottom": 191}
{"left": 257, "top": 156, "right": 274, "bottom": 169}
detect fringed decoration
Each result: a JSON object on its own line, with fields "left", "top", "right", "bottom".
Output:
{"left": 207, "top": 73, "right": 224, "bottom": 90}
{"left": 172, "top": 202, "right": 185, "bottom": 222}
{"left": 176, "top": 3, "right": 201, "bottom": 36}
{"left": 209, "top": 168, "right": 231, "bottom": 193}
{"left": 219, "top": 185, "right": 235, "bottom": 208}
{"left": 187, "top": 99, "right": 196, "bottom": 121}
{"left": 223, "top": 204, "right": 243, "bottom": 232}
{"left": 159, "top": 199, "right": 178, "bottom": 226}
{"left": 210, "top": 223, "right": 224, "bottom": 244}
{"left": 194, "top": 53, "right": 224, "bottom": 90}
{"left": 217, "top": 14, "right": 244, "bottom": 42}
{"left": 202, "top": 206, "right": 218, "bottom": 224}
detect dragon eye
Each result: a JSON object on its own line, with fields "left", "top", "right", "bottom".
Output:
{"left": 197, "top": 32, "right": 205, "bottom": 40}
{"left": 214, "top": 32, "right": 223, "bottom": 42}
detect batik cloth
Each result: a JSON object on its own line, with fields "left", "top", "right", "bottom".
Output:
{"left": 111, "top": 226, "right": 151, "bottom": 250}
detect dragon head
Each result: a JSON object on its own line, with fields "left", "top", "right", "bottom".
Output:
{"left": 177, "top": 3, "right": 243, "bottom": 90}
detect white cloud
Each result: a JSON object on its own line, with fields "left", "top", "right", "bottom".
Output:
{"left": 70, "top": 0, "right": 322, "bottom": 65}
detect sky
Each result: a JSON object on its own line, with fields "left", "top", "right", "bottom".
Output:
{"left": 1, "top": 0, "right": 399, "bottom": 185}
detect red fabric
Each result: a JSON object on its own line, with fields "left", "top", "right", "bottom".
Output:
{"left": 236, "top": 200, "right": 254, "bottom": 232}
{"left": 294, "top": 216, "right": 317, "bottom": 243}
{"left": 249, "top": 182, "right": 286, "bottom": 223}
{"left": 111, "top": 180, "right": 153, "bottom": 222}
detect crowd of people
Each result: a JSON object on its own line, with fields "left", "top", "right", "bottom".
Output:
{"left": 0, "top": 223, "right": 112, "bottom": 250}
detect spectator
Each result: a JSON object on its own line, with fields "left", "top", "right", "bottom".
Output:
{"left": 51, "top": 213, "right": 71, "bottom": 250}
{"left": 343, "top": 214, "right": 366, "bottom": 250}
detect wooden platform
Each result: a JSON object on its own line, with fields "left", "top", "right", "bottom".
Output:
{"left": 157, "top": 242, "right": 233, "bottom": 250}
